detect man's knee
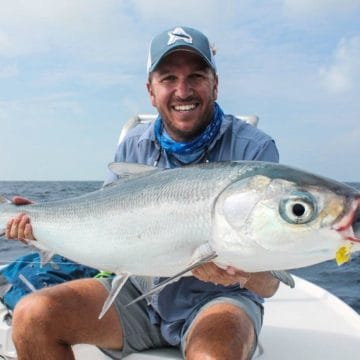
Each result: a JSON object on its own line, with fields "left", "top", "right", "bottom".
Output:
{"left": 185, "top": 303, "right": 256, "bottom": 360}
{"left": 12, "top": 291, "right": 57, "bottom": 337}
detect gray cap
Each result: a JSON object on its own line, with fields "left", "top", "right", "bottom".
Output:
{"left": 147, "top": 26, "right": 216, "bottom": 74}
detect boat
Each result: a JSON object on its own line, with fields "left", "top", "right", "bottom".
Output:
{"left": 1, "top": 115, "right": 359, "bottom": 359}
{"left": 1, "top": 275, "right": 360, "bottom": 359}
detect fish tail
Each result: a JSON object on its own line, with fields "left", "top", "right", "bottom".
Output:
{"left": 0, "top": 195, "right": 11, "bottom": 205}
{"left": 0, "top": 196, "right": 12, "bottom": 235}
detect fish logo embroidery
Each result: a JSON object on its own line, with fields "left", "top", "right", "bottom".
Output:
{"left": 167, "top": 27, "right": 192, "bottom": 45}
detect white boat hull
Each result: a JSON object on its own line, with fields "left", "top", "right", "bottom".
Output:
{"left": 1, "top": 275, "right": 359, "bottom": 359}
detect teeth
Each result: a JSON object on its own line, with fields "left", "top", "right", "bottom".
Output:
{"left": 174, "top": 104, "right": 196, "bottom": 111}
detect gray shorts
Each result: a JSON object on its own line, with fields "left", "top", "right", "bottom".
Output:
{"left": 97, "top": 278, "right": 263, "bottom": 359}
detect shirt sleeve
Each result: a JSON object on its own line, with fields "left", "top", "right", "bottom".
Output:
{"left": 251, "top": 139, "right": 279, "bottom": 163}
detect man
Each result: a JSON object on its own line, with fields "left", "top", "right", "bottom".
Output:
{"left": 6, "top": 26, "right": 279, "bottom": 360}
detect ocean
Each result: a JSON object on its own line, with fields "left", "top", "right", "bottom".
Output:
{"left": 0, "top": 180, "right": 359, "bottom": 314}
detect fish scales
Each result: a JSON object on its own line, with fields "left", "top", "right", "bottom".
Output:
{"left": 0, "top": 163, "right": 241, "bottom": 274}
{"left": 1, "top": 161, "right": 360, "bottom": 275}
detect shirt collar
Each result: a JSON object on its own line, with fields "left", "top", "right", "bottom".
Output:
{"left": 137, "top": 113, "right": 232, "bottom": 150}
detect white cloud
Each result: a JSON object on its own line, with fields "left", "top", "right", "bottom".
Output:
{"left": 0, "top": 0, "right": 140, "bottom": 61}
{"left": 0, "top": 63, "right": 18, "bottom": 78}
{"left": 39, "top": 69, "right": 135, "bottom": 88}
{"left": 0, "top": 0, "right": 116, "bottom": 26}
{"left": 0, "top": 93, "right": 84, "bottom": 126}
{"left": 0, "top": 31, "right": 13, "bottom": 55}
{"left": 283, "top": 0, "right": 360, "bottom": 17}
{"left": 133, "top": 0, "right": 225, "bottom": 21}
{"left": 319, "top": 36, "right": 360, "bottom": 93}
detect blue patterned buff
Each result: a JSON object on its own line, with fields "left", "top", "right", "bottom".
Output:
{"left": 154, "top": 102, "right": 223, "bottom": 155}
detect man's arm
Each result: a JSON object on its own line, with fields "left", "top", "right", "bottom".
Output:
{"left": 192, "top": 262, "right": 279, "bottom": 298}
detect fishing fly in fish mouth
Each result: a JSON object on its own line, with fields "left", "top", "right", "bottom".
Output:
{"left": 333, "top": 198, "right": 360, "bottom": 241}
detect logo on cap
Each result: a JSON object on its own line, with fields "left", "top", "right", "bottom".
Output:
{"left": 167, "top": 27, "right": 193, "bottom": 46}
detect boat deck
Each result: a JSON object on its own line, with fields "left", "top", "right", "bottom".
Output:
{"left": 68, "top": 276, "right": 360, "bottom": 359}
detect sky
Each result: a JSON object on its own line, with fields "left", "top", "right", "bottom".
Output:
{"left": 0, "top": 0, "right": 359, "bottom": 182}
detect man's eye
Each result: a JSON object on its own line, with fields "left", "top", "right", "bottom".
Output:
{"left": 161, "top": 75, "right": 176, "bottom": 82}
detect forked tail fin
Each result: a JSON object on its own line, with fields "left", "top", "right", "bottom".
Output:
{"left": 0, "top": 196, "right": 11, "bottom": 205}
{"left": 0, "top": 196, "right": 12, "bottom": 236}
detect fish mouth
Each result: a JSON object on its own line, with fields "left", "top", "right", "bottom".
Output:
{"left": 353, "top": 206, "right": 360, "bottom": 239}
{"left": 333, "top": 198, "right": 360, "bottom": 244}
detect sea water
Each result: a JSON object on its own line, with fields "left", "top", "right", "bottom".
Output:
{"left": 0, "top": 181, "right": 359, "bottom": 313}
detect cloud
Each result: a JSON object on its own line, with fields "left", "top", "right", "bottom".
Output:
{"left": 0, "top": 63, "right": 18, "bottom": 78}
{"left": 283, "top": 0, "right": 360, "bottom": 17}
{"left": 132, "top": 0, "right": 224, "bottom": 22}
{"left": 39, "top": 69, "right": 136, "bottom": 88}
{"left": 0, "top": 0, "right": 140, "bottom": 61}
{"left": 0, "top": 1, "right": 359, "bottom": 181}
{"left": 319, "top": 36, "right": 360, "bottom": 93}
{"left": 0, "top": 31, "right": 13, "bottom": 56}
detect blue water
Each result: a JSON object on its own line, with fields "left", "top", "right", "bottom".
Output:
{"left": 0, "top": 181, "right": 359, "bottom": 313}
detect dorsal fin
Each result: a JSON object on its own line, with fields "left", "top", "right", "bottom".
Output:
{"left": 108, "top": 162, "right": 159, "bottom": 179}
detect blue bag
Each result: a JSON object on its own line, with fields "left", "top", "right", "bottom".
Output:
{"left": 0, "top": 253, "right": 99, "bottom": 310}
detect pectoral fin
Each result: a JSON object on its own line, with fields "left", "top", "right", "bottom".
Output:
{"left": 38, "top": 249, "right": 55, "bottom": 267}
{"left": 99, "top": 272, "right": 130, "bottom": 319}
{"left": 270, "top": 270, "right": 295, "bottom": 288}
{"left": 25, "top": 240, "right": 54, "bottom": 267}
{"left": 126, "top": 249, "right": 218, "bottom": 307}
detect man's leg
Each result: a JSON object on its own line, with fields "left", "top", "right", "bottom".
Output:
{"left": 11, "top": 278, "right": 122, "bottom": 360}
{"left": 185, "top": 302, "right": 257, "bottom": 360}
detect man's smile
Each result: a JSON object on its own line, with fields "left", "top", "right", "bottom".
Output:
{"left": 172, "top": 103, "right": 200, "bottom": 112}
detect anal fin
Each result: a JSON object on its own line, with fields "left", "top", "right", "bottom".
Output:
{"left": 127, "top": 246, "right": 217, "bottom": 307}
{"left": 99, "top": 272, "right": 130, "bottom": 319}
{"left": 25, "top": 239, "right": 54, "bottom": 267}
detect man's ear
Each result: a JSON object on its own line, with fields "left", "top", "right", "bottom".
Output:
{"left": 213, "top": 73, "right": 219, "bottom": 100}
{"left": 146, "top": 81, "right": 156, "bottom": 107}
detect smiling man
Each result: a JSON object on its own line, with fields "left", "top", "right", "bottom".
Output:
{"left": 8, "top": 27, "right": 280, "bottom": 360}
{"left": 147, "top": 42, "right": 218, "bottom": 143}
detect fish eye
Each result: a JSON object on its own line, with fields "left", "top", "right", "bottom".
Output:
{"left": 279, "top": 192, "right": 317, "bottom": 224}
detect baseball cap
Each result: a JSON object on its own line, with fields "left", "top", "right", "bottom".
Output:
{"left": 147, "top": 26, "right": 216, "bottom": 74}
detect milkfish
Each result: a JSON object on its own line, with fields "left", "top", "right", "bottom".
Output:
{"left": 1, "top": 161, "right": 360, "bottom": 316}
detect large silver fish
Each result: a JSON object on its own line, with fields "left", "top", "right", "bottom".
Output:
{"left": 1, "top": 161, "right": 360, "bottom": 276}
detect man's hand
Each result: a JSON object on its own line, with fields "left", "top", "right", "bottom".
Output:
{"left": 192, "top": 262, "right": 280, "bottom": 298}
{"left": 5, "top": 196, "right": 36, "bottom": 242}
{"left": 192, "top": 262, "right": 251, "bottom": 287}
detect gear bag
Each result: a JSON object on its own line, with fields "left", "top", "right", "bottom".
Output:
{"left": 0, "top": 253, "right": 98, "bottom": 310}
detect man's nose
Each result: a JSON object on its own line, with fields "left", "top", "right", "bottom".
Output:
{"left": 175, "top": 79, "right": 194, "bottom": 99}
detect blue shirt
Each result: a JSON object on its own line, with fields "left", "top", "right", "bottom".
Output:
{"left": 106, "top": 113, "right": 279, "bottom": 344}
{"left": 106, "top": 114, "right": 278, "bottom": 182}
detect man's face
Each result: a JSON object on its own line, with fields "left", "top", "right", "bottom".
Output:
{"left": 147, "top": 50, "right": 218, "bottom": 142}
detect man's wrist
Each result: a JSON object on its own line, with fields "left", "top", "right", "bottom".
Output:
{"left": 238, "top": 273, "right": 252, "bottom": 288}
